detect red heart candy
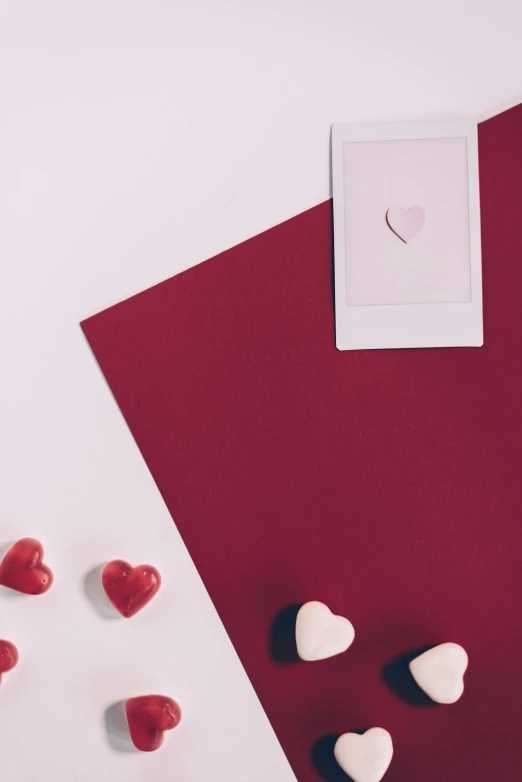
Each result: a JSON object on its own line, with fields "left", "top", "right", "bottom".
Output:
{"left": 0, "top": 640, "right": 19, "bottom": 684}
{"left": 0, "top": 538, "right": 54, "bottom": 595}
{"left": 126, "top": 694, "right": 182, "bottom": 752}
{"left": 102, "top": 560, "right": 161, "bottom": 618}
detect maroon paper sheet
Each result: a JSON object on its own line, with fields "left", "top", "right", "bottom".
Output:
{"left": 82, "top": 104, "right": 522, "bottom": 781}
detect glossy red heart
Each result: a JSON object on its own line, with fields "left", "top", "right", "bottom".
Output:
{"left": 0, "top": 538, "right": 54, "bottom": 595}
{"left": 126, "top": 694, "right": 182, "bottom": 751}
{"left": 102, "top": 560, "right": 161, "bottom": 618}
{"left": 0, "top": 640, "right": 19, "bottom": 684}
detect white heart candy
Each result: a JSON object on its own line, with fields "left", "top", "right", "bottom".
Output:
{"left": 295, "top": 601, "right": 354, "bottom": 661}
{"left": 409, "top": 642, "right": 468, "bottom": 704}
{"left": 334, "top": 728, "right": 393, "bottom": 782}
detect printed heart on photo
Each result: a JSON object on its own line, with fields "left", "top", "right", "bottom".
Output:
{"left": 295, "top": 601, "right": 354, "bottom": 661}
{"left": 0, "top": 538, "right": 54, "bottom": 595}
{"left": 334, "top": 727, "right": 394, "bottom": 782}
{"left": 409, "top": 642, "right": 468, "bottom": 704}
{"left": 0, "top": 640, "right": 19, "bottom": 684}
{"left": 126, "top": 694, "right": 182, "bottom": 752}
{"left": 386, "top": 205, "right": 425, "bottom": 243}
{"left": 102, "top": 559, "right": 161, "bottom": 618}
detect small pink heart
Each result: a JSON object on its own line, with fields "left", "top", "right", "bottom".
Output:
{"left": 386, "top": 205, "right": 425, "bottom": 243}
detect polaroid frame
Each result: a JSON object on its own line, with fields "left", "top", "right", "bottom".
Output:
{"left": 332, "top": 120, "right": 483, "bottom": 351}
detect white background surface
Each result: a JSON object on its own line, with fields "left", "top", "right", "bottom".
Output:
{"left": 1, "top": 2, "right": 521, "bottom": 780}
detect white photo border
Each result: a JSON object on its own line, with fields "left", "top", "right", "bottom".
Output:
{"left": 332, "top": 120, "right": 483, "bottom": 351}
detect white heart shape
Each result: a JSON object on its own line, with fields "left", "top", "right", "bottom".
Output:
{"left": 386, "top": 205, "right": 425, "bottom": 243}
{"left": 334, "top": 728, "right": 393, "bottom": 782}
{"left": 409, "top": 642, "right": 468, "bottom": 704}
{"left": 295, "top": 601, "right": 354, "bottom": 661}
